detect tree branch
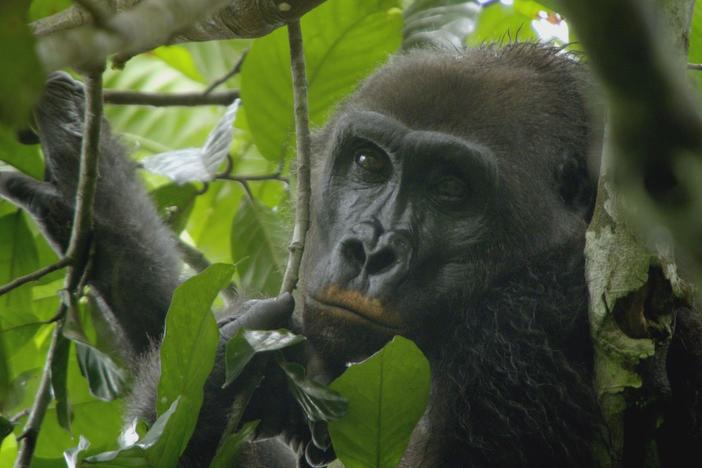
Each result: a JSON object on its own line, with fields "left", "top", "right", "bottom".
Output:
{"left": 0, "top": 258, "right": 72, "bottom": 297}
{"left": 280, "top": 19, "right": 312, "bottom": 294}
{"left": 33, "top": 0, "right": 326, "bottom": 71}
{"left": 104, "top": 89, "right": 239, "bottom": 106}
{"left": 688, "top": 63, "right": 702, "bottom": 71}
{"left": 14, "top": 67, "right": 106, "bottom": 468}
{"left": 203, "top": 50, "right": 248, "bottom": 95}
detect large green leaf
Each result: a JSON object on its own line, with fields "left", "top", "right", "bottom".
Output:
{"left": 230, "top": 197, "right": 288, "bottom": 296}
{"left": 103, "top": 55, "right": 220, "bottom": 157}
{"left": 0, "top": 126, "right": 43, "bottom": 179}
{"left": 154, "top": 263, "right": 234, "bottom": 463}
{"left": 0, "top": 212, "right": 39, "bottom": 333}
{"left": 0, "top": 1, "right": 44, "bottom": 128}
{"left": 209, "top": 420, "right": 259, "bottom": 468}
{"left": 241, "top": 0, "right": 403, "bottom": 161}
{"left": 329, "top": 336, "right": 430, "bottom": 468}
{"left": 80, "top": 398, "right": 180, "bottom": 467}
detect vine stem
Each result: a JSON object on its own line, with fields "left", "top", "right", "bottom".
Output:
{"left": 14, "top": 66, "right": 105, "bottom": 468}
{"left": 280, "top": 19, "right": 312, "bottom": 294}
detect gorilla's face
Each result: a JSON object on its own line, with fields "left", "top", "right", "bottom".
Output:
{"left": 299, "top": 48, "right": 595, "bottom": 363}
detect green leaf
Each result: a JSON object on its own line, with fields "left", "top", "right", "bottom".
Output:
{"left": 0, "top": 126, "right": 44, "bottom": 178}
{"left": 230, "top": 197, "right": 288, "bottom": 296}
{"left": 155, "top": 263, "right": 235, "bottom": 462}
{"left": 82, "top": 398, "right": 180, "bottom": 467}
{"left": 241, "top": 0, "right": 403, "bottom": 161}
{"left": 209, "top": 420, "right": 259, "bottom": 468}
{"left": 151, "top": 183, "right": 199, "bottom": 234}
{"left": 279, "top": 361, "right": 347, "bottom": 423}
{"left": 0, "top": 415, "right": 13, "bottom": 443}
{"left": 329, "top": 336, "right": 430, "bottom": 468}
{"left": 75, "top": 343, "right": 127, "bottom": 401}
{"left": 0, "top": 1, "right": 44, "bottom": 128}
{"left": 151, "top": 45, "right": 205, "bottom": 84}
{"left": 223, "top": 328, "right": 305, "bottom": 387}
{"left": 103, "top": 55, "right": 219, "bottom": 155}
{"left": 0, "top": 212, "right": 40, "bottom": 337}
{"left": 50, "top": 334, "right": 72, "bottom": 431}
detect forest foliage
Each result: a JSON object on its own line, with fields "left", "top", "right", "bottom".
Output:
{"left": 1, "top": 0, "right": 702, "bottom": 467}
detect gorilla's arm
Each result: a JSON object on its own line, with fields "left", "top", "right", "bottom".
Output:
{"left": 0, "top": 73, "right": 181, "bottom": 355}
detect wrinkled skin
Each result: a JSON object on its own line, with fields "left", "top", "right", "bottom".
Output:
{"left": 2, "top": 44, "right": 702, "bottom": 468}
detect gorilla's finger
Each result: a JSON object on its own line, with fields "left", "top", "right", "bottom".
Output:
{"left": 236, "top": 292, "right": 295, "bottom": 330}
{"left": 0, "top": 172, "right": 53, "bottom": 211}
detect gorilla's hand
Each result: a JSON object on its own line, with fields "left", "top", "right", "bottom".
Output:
{"left": 0, "top": 72, "right": 182, "bottom": 355}
{"left": 0, "top": 72, "right": 95, "bottom": 251}
{"left": 200, "top": 294, "right": 335, "bottom": 467}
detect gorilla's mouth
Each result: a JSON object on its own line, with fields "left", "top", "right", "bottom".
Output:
{"left": 308, "top": 285, "right": 406, "bottom": 333}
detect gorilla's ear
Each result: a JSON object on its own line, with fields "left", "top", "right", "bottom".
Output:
{"left": 556, "top": 152, "right": 597, "bottom": 221}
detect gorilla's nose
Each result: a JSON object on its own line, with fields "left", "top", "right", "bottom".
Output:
{"left": 338, "top": 220, "right": 413, "bottom": 284}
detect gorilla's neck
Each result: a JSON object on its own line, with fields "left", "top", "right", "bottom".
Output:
{"left": 411, "top": 243, "right": 599, "bottom": 467}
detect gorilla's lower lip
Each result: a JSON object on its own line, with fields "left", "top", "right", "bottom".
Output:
{"left": 307, "top": 295, "right": 405, "bottom": 333}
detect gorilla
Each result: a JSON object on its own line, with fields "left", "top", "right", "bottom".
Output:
{"left": 2, "top": 43, "right": 702, "bottom": 467}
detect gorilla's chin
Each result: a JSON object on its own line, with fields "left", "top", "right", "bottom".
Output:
{"left": 301, "top": 297, "right": 396, "bottom": 365}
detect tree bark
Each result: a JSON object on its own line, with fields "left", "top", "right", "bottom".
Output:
{"left": 34, "top": 0, "right": 326, "bottom": 71}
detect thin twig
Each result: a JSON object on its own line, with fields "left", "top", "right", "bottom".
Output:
{"left": 104, "top": 89, "right": 239, "bottom": 107}
{"left": 14, "top": 67, "right": 105, "bottom": 468}
{"left": 688, "top": 63, "right": 702, "bottom": 71}
{"left": 203, "top": 50, "right": 248, "bottom": 95}
{"left": 280, "top": 20, "right": 312, "bottom": 294}
{"left": 14, "top": 306, "right": 66, "bottom": 468}
{"left": 176, "top": 238, "right": 238, "bottom": 302}
{"left": 0, "top": 258, "right": 72, "bottom": 297}
{"left": 216, "top": 172, "right": 288, "bottom": 184}
{"left": 9, "top": 410, "right": 29, "bottom": 425}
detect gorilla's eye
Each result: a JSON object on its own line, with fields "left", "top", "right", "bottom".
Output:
{"left": 435, "top": 176, "right": 469, "bottom": 201}
{"left": 355, "top": 149, "right": 388, "bottom": 174}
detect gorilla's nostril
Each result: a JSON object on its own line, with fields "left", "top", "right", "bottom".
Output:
{"left": 366, "top": 248, "right": 397, "bottom": 275}
{"left": 341, "top": 239, "right": 366, "bottom": 266}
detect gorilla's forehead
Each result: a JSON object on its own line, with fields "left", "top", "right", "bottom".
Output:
{"left": 336, "top": 45, "right": 590, "bottom": 170}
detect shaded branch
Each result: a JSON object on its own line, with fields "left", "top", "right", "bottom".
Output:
{"left": 280, "top": 20, "right": 312, "bottom": 294}
{"left": 0, "top": 258, "right": 71, "bottom": 297}
{"left": 34, "top": 0, "right": 326, "bottom": 71}
{"left": 14, "top": 67, "right": 106, "bottom": 468}
{"left": 688, "top": 63, "right": 702, "bottom": 71}
{"left": 104, "top": 89, "right": 239, "bottom": 106}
